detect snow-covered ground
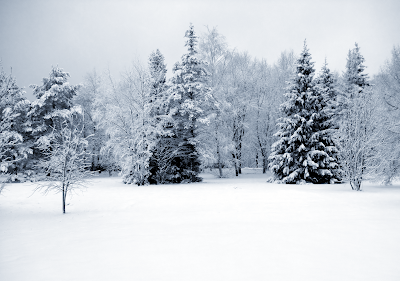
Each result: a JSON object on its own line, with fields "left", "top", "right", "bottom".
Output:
{"left": 1, "top": 169, "right": 400, "bottom": 281}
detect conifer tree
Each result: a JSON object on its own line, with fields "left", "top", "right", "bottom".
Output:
{"left": 269, "top": 41, "right": 340, "bottom": 184}
{"left": 165, "top": 24, "right": 210, "bottom": 183}
{"left": 314, "top": 60, "right": 342, "bottom": 181}
{"left": 0, "top": 68, "right": 31, "bottom": 175}
{"left": 148, "top": 49, "right": 167, "bottom": 108}
{"left": 147, "top": 49, "right": 170, "bottom": 184}
{"left": 28, "top": 66, "right": 81, "bottom": 162}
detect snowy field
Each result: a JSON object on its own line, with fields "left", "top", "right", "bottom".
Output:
{"left": 1, "top": 169, "right": 400, "bottom": 281}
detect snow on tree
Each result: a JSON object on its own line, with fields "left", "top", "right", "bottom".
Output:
{"left": 244, "top": 51, "right": 296, "bottom": 173}
{"left": 0, "top": 67, "right": 31, "bottom": 178}
{"left": 252, "top": 57, "right": 288, "bottom": 173}
{"left": 225, "top": 52, "right": 256, "bottom": 176}
{"left": 372, "top": 46, "right": 400, "bottom": 184}
{"left": 33, "top": 107, "right": 93, "bottom": 213}
{"left": 269, "top": 41, "right": 340, "bottom": 184}
{"left": 147, "top": 49, "right": 171, "bottom": 184}
{"left": 99, "top": 63, "right": 164, "bottom": 185}
{"left": 148, "top": 49, "right": 168, "bottom": 110}
{"left": 74, "top": 70, "right": 107, "bottom": 171}
{"left": 163, "top": 23, "right": 210, "bottom": 183}
{"left": 28, "top": 66, "right": 81, "bottom": 162}
{"left": 334, "top": 43, "right": 374, "bottom": 191}
{"left": 313, "top": 59, "right": 342, "bottom": 181}
{"left": 197, "top": 26, "right": 233, "bottom": 178}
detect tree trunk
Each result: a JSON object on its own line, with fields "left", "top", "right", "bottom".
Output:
{"left": 255, "top": 151, "right": 259, "bottom": 168}
{"left": 261, "top": 148, "right": 267, "bottom": 174}
{"left": 263, "top": 156, "right": 267, "bottom": 174}
{"left": 232, "top": 153, "right": 238, "bottom": 177}
{"left": 237, "top": 133, "right": 242, "bottom": 174}
{"left": 351, "top": 178, "right": 362, "bottom": 191}
{"left": 232, "top": 114, "right": 245, "bottom": 175}
{"left": 215, "top": 125, "right": 223, "bottom": 178}
{"left": 217, "top": 146, "right": 223, "bottom": 178}
{"left": 62, "top": 185, "right": 66, "bottom": 214}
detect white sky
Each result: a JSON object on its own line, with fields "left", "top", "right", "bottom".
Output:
{"left": 1, "top": 0, "right": 399, "bottom": 100}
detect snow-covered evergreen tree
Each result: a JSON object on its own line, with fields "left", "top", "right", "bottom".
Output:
{"left": 0, "top": 68, "right": 31, "bottom": 176}
{"left": 335, "top": 43, "right": 374, "bottom": 190}
{"left": 148, "top": 49, "right": 168, "bottom": 113}
{"left": 28, "top": 66, "right": 81, "bottom": 163}
{"left": 147, "top": 49, "right": 170, "bottom": 184}
{"left": 164, "top": 24, "right": 210, "bottom": 183}
{"left": 269, "top": 41, "right": 340, "bottom": 184}
{"left": 314, "top": 59, "right": 342, "bottom": 181}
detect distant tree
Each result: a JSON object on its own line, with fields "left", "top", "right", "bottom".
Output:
{"left": 252, "top": 59, "right": 278, "bottom": 173}
{"left": 335, "top": 43, "right": 374, "bottom": 190}
{"left": 165, "top": 23, "right": 210, "bottom": 183}
{"left": 250, "top": 51, "right": 296, "bottom": 174}
{"left": 33, "top": 107, "right": 92, "bottom": 213}
{"left": 225, "top": 52, "right": 256, "bottom": 176}
{"left": 269, "top": 41, "right": 340, "bottom": 184}
{"left": 74, "top": 70, "right": 106, "bottom": 171}
{"left": 369, "top": 46, "right": 400, "bottom": 184}
{"left": 100, "top": 62, "right": 162, "bottom": 185}
{"left": 198, "top": 26, "right": 232, "bottom": 178}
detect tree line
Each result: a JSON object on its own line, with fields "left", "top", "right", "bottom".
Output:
{"left": 1, "top": 24, "right": 400, "bottom": 193}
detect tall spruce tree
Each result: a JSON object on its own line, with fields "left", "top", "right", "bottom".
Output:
{"left": 165, "top": 24, "right": 210, "bottom": 183}
{"left": 314, "top": 60, "right": 341, "bottom": 181}
{"left": 269, "top": 41, "right": 340, "bottom": 184}
{"left": 147, "top": 49, "right": 170, "bottom": 184}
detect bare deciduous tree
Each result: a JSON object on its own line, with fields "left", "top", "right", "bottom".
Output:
{"left": 33, "top": 107, "right": 92, "bottom": 213}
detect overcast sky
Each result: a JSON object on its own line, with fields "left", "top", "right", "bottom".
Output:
{"left": 1, "top": 0, "right": 399, "bottom": 100}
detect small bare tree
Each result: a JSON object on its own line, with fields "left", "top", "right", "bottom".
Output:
{"left": 33, "top": 107, "right": 93, "bottom": 213}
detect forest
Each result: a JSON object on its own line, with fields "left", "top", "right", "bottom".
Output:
{"left": 1, "top": 24, "right": 400, "bottom": 193}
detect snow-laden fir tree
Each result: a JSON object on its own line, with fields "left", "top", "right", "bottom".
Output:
{"left": 146, "top": 50, "right": 171, "bottom": 184}
{"left": 148, "top": 49, "right": 168, "bottom": 114}
{"left": 165, "top": 24, "right": 210, "bottom": 183}
{"left": 269, "top": 41, "right": 340, "bottom": 184}
{"left": 0, "top": 67, "right": 31, "bottom": 177}
{"left": 335, "top": 43, "right": 374, "bottom": 191}
{"left": 28, "top": 66, "right": 81, "bottom": 163}
{"left": 313, "top": 59, "right": 342, "bottom": 181}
